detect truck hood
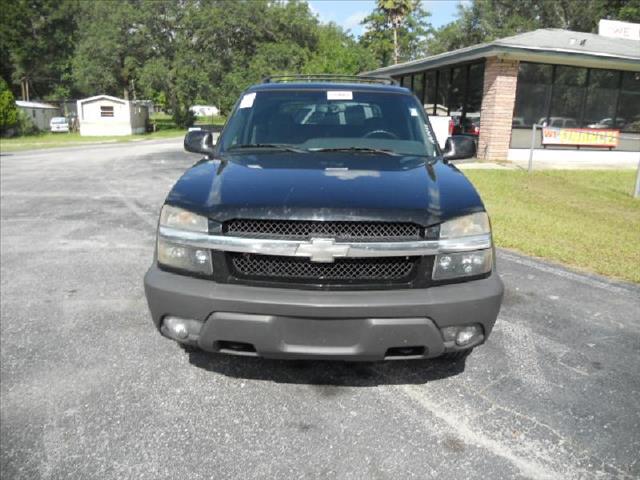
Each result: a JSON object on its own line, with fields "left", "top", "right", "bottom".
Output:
{"left": 166, "top": 152, "right": 484, "bottom": 226}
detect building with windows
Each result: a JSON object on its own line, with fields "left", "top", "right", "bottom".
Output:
{"left": 76, "top": 95, "right": 149, "bottom": 136}
{"left": 365, "top": 24, "right": 640, "bottom": 162}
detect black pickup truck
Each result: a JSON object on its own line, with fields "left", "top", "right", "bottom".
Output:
{"left": 144, "top": 75, "right": 503, "bottom": 361}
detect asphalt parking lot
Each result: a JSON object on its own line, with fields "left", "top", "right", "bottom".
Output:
{"left": 1, "top": 139, "right": 639, "bottom": 479}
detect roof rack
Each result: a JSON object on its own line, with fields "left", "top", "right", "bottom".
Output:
{"left": 262, "top": 74, "right": 397, "bottom": 85}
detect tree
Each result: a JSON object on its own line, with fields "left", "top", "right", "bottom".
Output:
{"left": 428, "top": 0, "right": 640, "bottom": 55}
{"left": 0, "top": 78, "right": 19, "bottom": 134}
{"left": 360, "top": 0, "right": 430, "bottom": 66}
{"left": 0, "top": 0, "right": 80, "bottom": 100}
{"left": 382, "top": 0, "right": 413, "bottom": 64}
{"left": 72, "top": 1, "right": 150, "bottom": 99}
{"left": 302, "top": 23, "right": 377, "bottom": 75}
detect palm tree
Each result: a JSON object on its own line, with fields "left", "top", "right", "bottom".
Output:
{"left": 378, "top": 0, "right": 414, "bottom": 64}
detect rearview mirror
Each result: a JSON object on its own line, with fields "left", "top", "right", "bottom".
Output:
{"left": 184, "top": 130, "right": 215, "bottom": 156}
{"left": 442, "top": 135, "right": 477, "bottom": 161}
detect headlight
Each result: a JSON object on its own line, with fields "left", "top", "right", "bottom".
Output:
{"left": 434, "top": 212, "right": 492, "bottom": 280}
{"left": 157, "top": 205, "right": 212, "bottom": 274}
{"left": 433, "top": 249, "right": 492, "bottom": 280}
{"left": 157, "top": 238, "right": 213, "bottom": 275}
{"left": 439, "top": 212, "right": 490, "bottom": 238}
{"left": 160, "top": 205, "right": 209, "bottom": 232}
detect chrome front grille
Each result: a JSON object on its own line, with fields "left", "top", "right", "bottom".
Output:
{"left": 229, "top": 253, "right": 418, "bottom": 283}
{"left": 224, "top": 219, "right": 421, "bottom": 241}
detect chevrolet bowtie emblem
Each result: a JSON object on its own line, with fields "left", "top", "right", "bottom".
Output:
{"left": 295, "top": 238, "right": 350, "bottom": 263}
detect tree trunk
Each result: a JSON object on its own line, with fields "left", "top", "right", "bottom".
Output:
{"left": 393, "top": 26, "right": 398, "bottom": 64}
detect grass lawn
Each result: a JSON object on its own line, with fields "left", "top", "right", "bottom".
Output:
{"left": 1, "top": 129, "right": 186, "bottom": 152}
{"left": 1, "top": 112, "right": 227, "bottom": 153}
{"left": 194, "top": 115, "right": 226, "bottom": 126}
{"left": 464, "top": 169, "right": 640, "bottom": 283}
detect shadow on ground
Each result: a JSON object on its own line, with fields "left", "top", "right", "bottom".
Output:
{"left": 187, "top": 349, "right": 466, "bottom": 386}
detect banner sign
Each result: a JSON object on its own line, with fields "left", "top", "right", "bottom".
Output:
{"left": 542, "top": 127, "right": 620, "bottom": 147}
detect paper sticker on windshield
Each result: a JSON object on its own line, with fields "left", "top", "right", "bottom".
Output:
{"left": 327, "top": 91, "right": 353, "bottom": 101}
{"left": 410, "top": 108, "right": 419, "bottom": 117}
{"left": 239, "top": 92, "right": 256, "bottom": 108}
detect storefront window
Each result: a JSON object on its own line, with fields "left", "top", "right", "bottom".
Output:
{"left": 513, "top": 63, "right": 553, "bottom": 127}
{"left": 464, "top": 63, "right": 484, "bottom": 135}
{"left": 513, "top": 63, "right": 638, "bottom": 132}
{"left": 618, "top": 71, "right": 640, "bottom": 132}
{"left": 583, "top": 70, "right": 621, "bottom": 129}
{"left": 466, "top": 63, "right": 484, "bottom": 116}
{"left": 424, "top": 71, "right": 436, "bottom": 114}
{"left": 449, "top": 67, "right": 466, "bottom": 116}
{"left": 548, "top": 66, "right": 587, "bottom": 127}
{"left": 412, "top": 73, "right": 424, "bottom": 104}
{"left": 435, "top": 69, "right": 450, "bottom": 116}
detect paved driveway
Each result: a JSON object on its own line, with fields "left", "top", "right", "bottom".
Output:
{"left": 1, "top": 140, "right": 639, "bottom": 479}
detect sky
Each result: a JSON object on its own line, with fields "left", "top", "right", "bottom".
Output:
{"left": 307, "top": 0, "right": 464, "bottom": 38}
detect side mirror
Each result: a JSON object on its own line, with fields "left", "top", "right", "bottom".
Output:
{"left": 442, "top": 135, "right": 477, "bottom": 161}
{"left": 184, "top": 130, "right": 215, "bottom": 156}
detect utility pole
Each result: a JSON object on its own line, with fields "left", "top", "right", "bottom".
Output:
{"left": 528, "top": 124, "right": 538, "bottom": 173}
{"left": 634, "top": 158, "right": 640, "bottom": 199}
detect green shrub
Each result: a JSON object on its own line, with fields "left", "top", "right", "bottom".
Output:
{"left": 171, "top": 107, "right": 195, "bottom": 129}
{"left": 16, "top": 111, "right": 40, "bottom": 135}
{"left": 0, "top": 78, "right": 19, "bottom": 134}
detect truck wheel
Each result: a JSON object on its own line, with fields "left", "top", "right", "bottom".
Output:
{"left": 179, "top": 343, "right": 199, "bottom": 353}
{"left": 440, "top": 348, "right": 473, "bottom": 361}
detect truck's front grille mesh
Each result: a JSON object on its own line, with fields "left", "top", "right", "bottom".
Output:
{"left": 224, "top": 219, "right": 421, "bottom": 241}
{"left": 229, "top": 253, "right": 418, "bottom": 283}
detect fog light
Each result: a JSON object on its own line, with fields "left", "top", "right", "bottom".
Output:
{"left": 440, "top": 324, "right": 483, "bottom": 346}
{"left": 162, "top": 316, "right": 203, "bottom": 343}
{"left": 441, "top": 326, "right": 458, "bottom": 342}
{"left": 455, "top": 325, "right": 482, "bottom": 346}
{"left": 194, "top": 249, "right": 209, "bottom": 265}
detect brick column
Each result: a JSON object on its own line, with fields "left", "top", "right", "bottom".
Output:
{"left": 477, "top": 58, "right": 519, "bottom": 161}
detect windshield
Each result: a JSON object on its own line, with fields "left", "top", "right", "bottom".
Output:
{"left": 51, "top": 117, "right": 67, "bottom": 124}
{"left": 219, "top": 89, "right": 438, "bottom": 157}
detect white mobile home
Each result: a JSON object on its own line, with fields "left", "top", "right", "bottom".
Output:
{"left": 190, "top": 105, "right": 220, "bottom": 117}
{"left": 77, "top": 95, "right": 149, "bottom": 136}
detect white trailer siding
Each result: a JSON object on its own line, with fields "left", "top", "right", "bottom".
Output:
{"left": 77, "top": 95, "right": 148, "bottom": 136}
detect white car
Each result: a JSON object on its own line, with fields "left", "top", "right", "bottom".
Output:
{"left": 586, "top": 117, "right": 626, "bottom": 129}
{"left": 50, "top": 117, "right": 70, "bottom": 133}
{"left": 538, "top": 117, "right": 578, "bottom": 128}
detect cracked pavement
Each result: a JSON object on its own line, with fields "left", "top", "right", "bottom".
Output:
{"left": 1, "top": 139, "right": 639, "bottom": 479}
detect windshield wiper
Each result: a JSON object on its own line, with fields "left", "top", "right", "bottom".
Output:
{"left": 307, "top": 147, "right": 400, "bottom": 156}
{"left": 227, "top": 143, "right": 307, "bottom": 153}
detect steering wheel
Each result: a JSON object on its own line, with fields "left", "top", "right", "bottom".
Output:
{"left": 363, "top": 129, "right": 399, "bottom": 139}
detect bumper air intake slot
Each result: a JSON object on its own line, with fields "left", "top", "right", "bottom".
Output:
{"left": 385, "top": 346, "right": 426, "bottom": 359}
{"left": 215, "top": 341, "right": 258, "bottom": 356}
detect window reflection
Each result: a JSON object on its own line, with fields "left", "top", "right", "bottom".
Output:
{"left": 513, "top": 63, "right": 639, "bottom": 132}
{"left": 618, "top": 71, "right": 640, "bottom": 132}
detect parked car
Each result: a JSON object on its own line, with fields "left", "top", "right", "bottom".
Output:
{"left": 144, "top": 75, "right": 504, "bottom": 362}
{"left": 538, "top": 117, "right": 578, "bottom": 128}
{"left": 623, "top": 115, "right": 640, "bottom": 132}
{"left": 49, "top": 117, "right": 70, "bottom": 133}
{"left": 450, "top": 114, "right": 480, "bottom": 136}
{"left": 586, "top": 117, "right": 626, "bottom": 129}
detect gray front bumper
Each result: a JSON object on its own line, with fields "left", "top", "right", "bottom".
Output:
{"left": 144, "top": 266, "right": 504, "bottom": 360}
